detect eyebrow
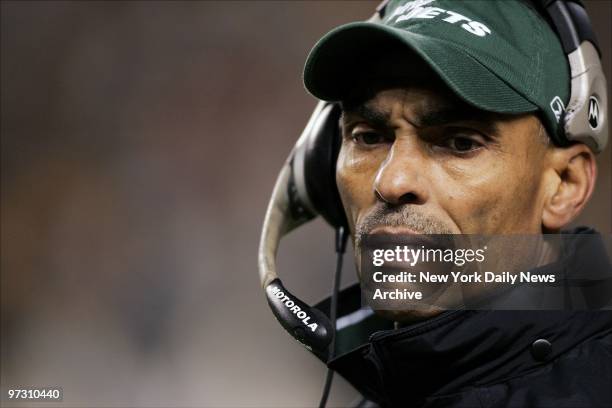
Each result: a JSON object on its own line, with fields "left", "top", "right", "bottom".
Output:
{"left": 417, "top": 105, "right": 500, "bottom": 135}
{"left": 341, "top": 104, "right": 391, "bottom": 131}
{"left": 341, "top": 102, "right": 501, "bottom": 136}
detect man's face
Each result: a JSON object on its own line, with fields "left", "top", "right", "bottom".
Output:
{"left": 336, "top": 68, "right": 553, "bottom": 314}
{"left": 338, "top": 84, "right": 550, "bottom": 238}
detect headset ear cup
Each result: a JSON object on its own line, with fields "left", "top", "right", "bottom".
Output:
{"left": 301, "top": 103, "right": 348, "bottom": 229}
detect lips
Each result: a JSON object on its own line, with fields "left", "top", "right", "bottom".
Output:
{"left": 367, "top": 227, "right": 454, "bottom": 251}
{"left": 369, "top": 226, "right": 422, "bottom": 235}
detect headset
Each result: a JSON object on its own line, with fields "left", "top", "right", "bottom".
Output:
{"left": 258, "top": 0, "right": 607, "bottom": 404}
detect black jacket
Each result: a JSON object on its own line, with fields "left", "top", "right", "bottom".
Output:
{"left": 313, "top": 229, "right": 612, "bottom": 407}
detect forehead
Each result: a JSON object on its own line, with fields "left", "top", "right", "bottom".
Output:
{"left": 340, "top": 87, "right": 507, "bottom": 141}
{"left": 342, "top": 85, "right": 464, "bottom": 119}
{"left": 338, "top": 51, "right": 533, "bottom": 132}
{"left": 340, "top": 81, "right": 496, "bottom": 131}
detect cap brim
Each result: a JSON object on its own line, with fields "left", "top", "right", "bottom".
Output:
{"left": 303, "top": 22, "right": 538, "bottom": 114}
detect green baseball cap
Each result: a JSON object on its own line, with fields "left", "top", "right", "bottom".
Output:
{"left": 303, "top": 0, "right": 570, "bottom": 143}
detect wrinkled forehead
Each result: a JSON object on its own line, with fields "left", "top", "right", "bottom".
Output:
{"left": 339, "top": 63, "right": 525, "bottom": 136}
{"left": 340, "top": 87, "right": 507, "bottom": 139}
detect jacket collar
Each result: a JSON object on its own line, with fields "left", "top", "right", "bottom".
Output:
{"left": 335, "top": 309, "right": 612, "bottom": 405}
{"left": 313, "top": 227, "right": 612, "bottom": 404}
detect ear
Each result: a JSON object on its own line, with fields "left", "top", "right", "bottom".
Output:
{"left": 541, "top": 143, "right": 597, "bottom": 231}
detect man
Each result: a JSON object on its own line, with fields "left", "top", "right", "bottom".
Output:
{"left": 300, "top": 0, "right": 612, "bottom": 406}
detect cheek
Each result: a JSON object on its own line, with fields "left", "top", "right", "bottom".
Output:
{"left": 437, "top": 156, "right": 543, "bottom": 233}
{"left": 336, "top": 145, "right": 382, "bottom": 229}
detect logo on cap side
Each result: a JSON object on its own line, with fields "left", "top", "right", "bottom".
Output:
{"left": 550, "top": 96, "right": 565, "bottom": 123}
{"left": 588, "top": 96, "right": 600, "bottom": 130}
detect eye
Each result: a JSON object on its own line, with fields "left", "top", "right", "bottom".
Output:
{"left": 440, "top": 129, "right": 486, "bottom": 154}
{"left": 448, "top": 136, "right": 479, "bottom": 152}
{"left": 352, "top": 131, "right": 388, "bottom": 146}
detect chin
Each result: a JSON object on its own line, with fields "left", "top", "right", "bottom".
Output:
{"left": 374, "top": 307, "right": 446, "bottom": 324}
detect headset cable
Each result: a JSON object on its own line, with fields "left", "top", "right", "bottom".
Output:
{"left": 318, "top": 226, "right": 348, "bottom": 408}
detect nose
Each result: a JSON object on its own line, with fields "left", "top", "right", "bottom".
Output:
{"left": 373, "top": 140, "right": 429, "bottom": 206}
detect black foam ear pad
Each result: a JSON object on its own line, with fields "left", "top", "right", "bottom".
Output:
{"left": 291, "top": 103, "right": 348, "bottom": 229}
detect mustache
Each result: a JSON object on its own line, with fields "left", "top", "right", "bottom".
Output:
{"left": 355, "top": 202, "right": 453, "bottom": 247}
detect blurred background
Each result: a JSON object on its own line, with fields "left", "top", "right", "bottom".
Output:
{"left": 1, "top": 1, "right": 610, "bottom": 407}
